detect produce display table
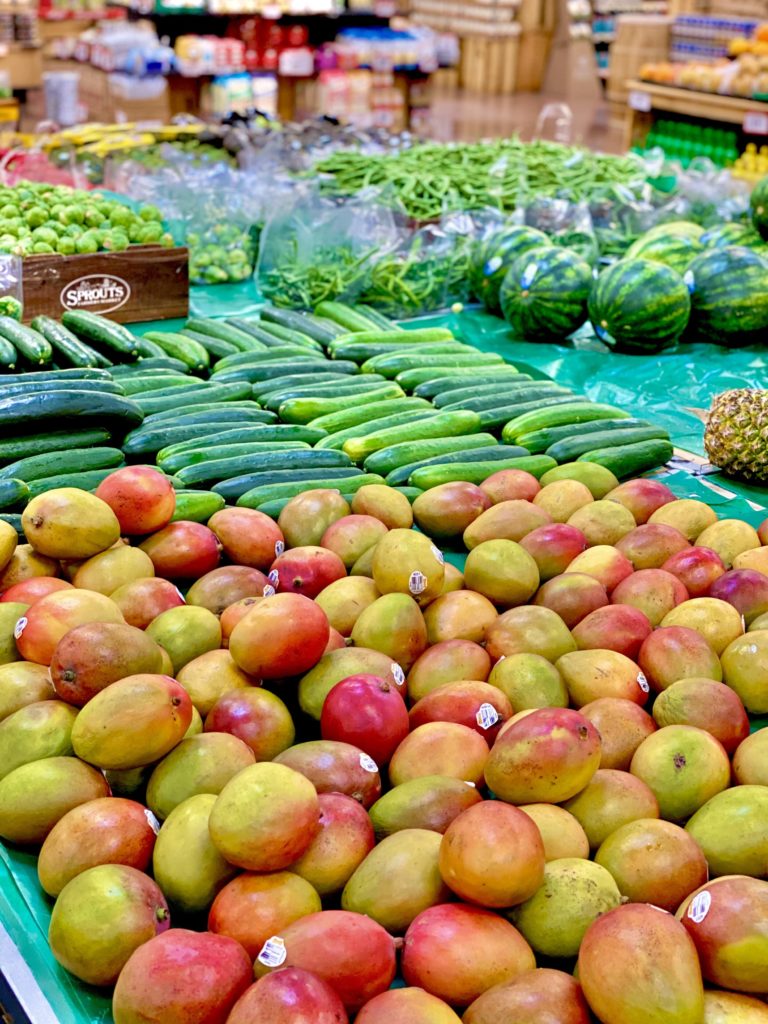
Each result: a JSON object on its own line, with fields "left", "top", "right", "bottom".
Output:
{"left": 1, "top": 297, "right": 768, "bottom": 1024}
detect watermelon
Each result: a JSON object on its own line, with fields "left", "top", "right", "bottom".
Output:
{"left": 588, "top": 257, "right": 690, "bottom": 353}
{"left": 685, "top": 246, "right": 768, "bottom": 348}
{"left": 625, "top": 232, "right": 703, "bottom": 274}
{"left": 750, "top": 175, "right": 768, "bottom": 241}
{"left": 642, "top": 221, "right": 704, "bottom": 242}
{"left": 469, "top": 225, "right": 551, "bottom": 313}
{"left": 701, "top": 222, "right": 764, "bottom": 250}
{"left": 500, "top": 245, "right": 592, "bottom": 341}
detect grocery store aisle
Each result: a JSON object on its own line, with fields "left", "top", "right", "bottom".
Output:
{"left": 427, "top": 89, "right": 624, "bottom": 154}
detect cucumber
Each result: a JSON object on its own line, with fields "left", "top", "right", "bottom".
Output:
{"left": 0, "top": 336, "right": 16, "bottom": 369}
{"left": 261, "top": 379, "right": 392, "bottom": 410}
{"left": 171, "top": 490, "right": 226, "bottom": 523}
{"left": 252, "top": 373, "right": 365, "bottom": 400}
{"left": 0, "top": 367, "right": 112, "bottom": 385}
{"left": 134, "top": 382, "right": 252, "bottom": 416}
{"left": 118, "top": 374, "right": 193, "bottom": 395}
{"left": 343, "top": 410, "right": 483, "bottom": 464}
{"left": 309, "top": 398, "right": 431, "bottom": 435}
{"left": 253, "top": 484, "right": 420, "bottom": 519}
{"left": 0, "top": 317, "right": 53, "bottom": 365}
{"left": 213, "top": 361, "right": 344, "bottom": 386}
{"left": 122, "top": 420, "right": 274, "bottom": 457}
{"left": 184, "top": 319, "right": 265, "bottom": 353}
{"left": 480, "top": 398, "right": 591, "bottom": 431}
{"left": 502, "top": 404, "right": 632, "bottom": 443}
{"left": 142, "top": 402, "right": 274, "bottom": 426}
{"left": 578, "top": 439, "right": 674, "bottom": 477}
{"left": 516, "top": 418, "right": 656, "bottom": 455}
{"left": 330, "top": 341, "right": 472, "bottom": 362}
{"left": 0, "top": 390, "right": 142, "bottom": 436}
{"left": 30, "top": 316, "right": 105, "bottom": 369}
{"left": 0, "top": 479, "right": 28, "bottom": 509}
{"left": 338, "top": 328, "right": 455, "bottom": 349}
{"left": 135, "top": 336, "right": 168, "bottom": 360}
{"left": 354, "top": 305, "right": 401, "bottom": 331}
{"left": 180, "top": 329, "right": 239, "bottom": 359}
{"left": 61, "top": 311, "right": 139, "bottom": 358}
{"left": 115, "top": 356, "right": 188, "bottom": 374}
{"left": 362, "top": 352, "right": 504, "bottom": 378}
{"left": 212, "top": 451, "right": 355, "bottom": 501}
{"left": 409, "top": 456, "right": 557, "bottom": 489}
{"left": 0, "top": 512, "right": 23, "bottom": 537}
{"left": 159, "top": 442, "right": 311, "bottom": 475}
{"left": 431, "top": 378, "right": 542, "bottom": 407}
{"left": 546, "top": 426, "right": 670, "bottom": 463}
{"left": 260, "top": 306, "right": 346, "bottom": 344}
{"left": 237, "top": 473, "right": 386, "bottom": 509}
{"left": 0, "top": 447, "right": 124, "bottom": 482}
{"left": 0, "top": 379, "right": 123, "bottom": 398}
{"left": 213, "top": 348, "right": 322, "bottom": 373}
{"left": 223, "top": 466, "right": 364, "bottom": 491}
{"left": 280, "top": 385, "right": 406, "bottom": 425}
{"left": 0, "top": 428, "right": 111, "bottom": 462}
{"left": 144, "top": 332, "right": 210, "bottom": 372}
{"left": 396, "top": 365, "right": 523, "bottom": 391}
{"left": 441, "top": 385, "right": 572, "bottom": 413}
{"left": 385, "top": 445, "right": 531, "bottom": 486}
{"left": 225, "top": 319, "right": 318, "bottom": 351}
{"left": 314, "top": 301, "right": 383, "bottom": 333}
{"left": 364, "top": 433, "right": 499, "bottom": 475}
{"left": 26, "top": 468, "right": 119, "bottom": 499}
{"left": 179, "top": 446, "right": 352, "bottom": 488}
{"left": 159, "top": 425, "right": 327, "bottom": 458}
{"left": 218, "top": 468, "right": 365, "bottom": 504}
{"left": 315, "top": 410, "right": 439, "bottom": 451}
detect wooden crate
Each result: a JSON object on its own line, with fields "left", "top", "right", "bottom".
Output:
{"left": 460, "top": 33, "right": 520, "bottom": 94}
{"left": 515, "top": 28, "right": 552, "bottom": 91}
{"left": 21, "top": 245, "right": 189, "bottom": 324}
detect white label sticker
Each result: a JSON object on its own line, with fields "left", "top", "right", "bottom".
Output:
{"left": 476, "top": 702, "right": 500, "bottom": 730}
{"left": 174, "top": 587, "right": 186, "bottom": 603}
{"left": 391, "top": 663, "right": 405, "bottom": 686}
{"left": 687, "top": 891, "right": 711, "bottom": 924}
{"left": 262, "top": 585, "right": 276, "bottom": 598}
{"left": 144, "top": 809, "right": 160, "bottom": 835}
{"left": 744, "top": 111, "right": 768, "bottom": 135}
{"left": 628, "top": 88, "right": 652, "bottom": 112}
{"left": 431, "top": 545, "right": 445, "bottom": 565}
{"left": 464, "top": 780, "right": 477, "bottom": 788}
{"left": 484, "top": 256, "right": 502, "bottom": 275}
{"left": 268, "top": 569, "right": 280, "bottom": 586}
{"left": 359, "top": 753, "right": 378, "bottom": 773}
{"left": 520, "top": 261, "right": 539, "bottom": 290}
{"left": 683, "top": 269, "right": 695, "bottom": 293}
{"left": 13, "top": 616, "right": 26, "bottom": 640}
{"left": 409, "top": 570, "right": 427, "bottom": 595}
{"left": 637, "top": 672, "right": 650, "bottom": 693}
{"left": 274, "top": 540, "right": 285, "bottom": 557}
{"left": 257, "top": 936, "right": 287, "bottom": 967}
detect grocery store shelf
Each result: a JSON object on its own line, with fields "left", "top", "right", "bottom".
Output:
{"left": 627, "top": 78, "right": 768, "bottom": 124}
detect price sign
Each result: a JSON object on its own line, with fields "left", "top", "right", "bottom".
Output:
{"left": 743, "top": 111, "right": 768, "bottom": 135}
{"left": 629, "top": 89, "right": 652, "bottom": 112}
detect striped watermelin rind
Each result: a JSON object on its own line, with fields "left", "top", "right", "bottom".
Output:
{"left": 500, "top": 245, "right": 592, "bottom": 341}
{"left": 624, "top": 233, "right": 703, "bottom": 274}
{"left": 469, "top": 225, "right": 551, "bottom": 313}
{"left": 686, "top": 245, "right": 768, "bottom": 347}
{"left": 750, "top": 176, "right": 768, "bottom": 241}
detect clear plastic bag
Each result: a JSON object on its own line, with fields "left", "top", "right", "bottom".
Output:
{"left": 0, "top": 255, "right": 22, "bottom": 320}
{"left": 257, "top": 186, "right": 399, "bottom": 310}
{"left": 522, "top": 195, "right": 599, "bottom": 266}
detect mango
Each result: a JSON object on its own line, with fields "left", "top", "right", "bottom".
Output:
{"left": 37, "top": 796, "right": 158, "bottom": 897}
{"left": 0, "top": 601, "right": 27, "bottom": 664}
{"left": 204, "top": 687, "right": 295, "bottom": 761}
{"left": 578, "top": 904, "right": 705, "bottom": 1024}
{"left": 209, "top": 761, "right": 320, "bottom": 871}
{"left": 413, "top": 482, "right": 491, "bottom": 538}
{"left": 696, "top": 519, "right": 761, "bottom": 568}
{"left": 152, "top": 793, "right": 238, "bottom": 913}
{"left": 72, "top": 544, "right": 155, "bottom": 595}
{"left": 540, "top": 461, "right": 619, "bottom": 498}
{"left": 661, "top": 597, "right": 744, "bottom": 655}
{"left": 685, "top": 786, "right": 768, "bottom": 877}
{"left": 630, "top": 724, "right": 730, "bottom": 822}
{"left": 489, "top": 652, "right": 568, "bottom": 711}
{"left": 208, "top": 872, "right": 321, "bottom": 960}
{"left": 0, "top": 756, "right": 110, "bottom": 844}
{"left": 299, "top": 646, "right": 405, "bottom": 721}
{"left": 440, "top": 563, "right": 464, "bottom": 593}
{"left": 511, "top": 858, "right": 622, "bottom": 957}
{"left": 50, "top": 621, "right": 164, "bottom": 707}
{"left": 372, "top": 529, "right": 445, "bottom": 606}
{"left": 351, "top": 593, "right": 427, "bottom": 671}
{"left": 464, "top": 968, "right": 590, "bottom": 1024}
{"left": 721, "top": 629, "right": 768, "bottom": 714}
{"left": 146, "top": 733, "right": 256, "bottom": 820}
{"left": 321, "top": 514, "right": 389, "bottom": 568}
{"left": 176, "top": 648, "right": 256, "bottom": 716}
{"left": 464, "top": 539, "right": 540, "bottom": 607}
{"left": 275, "top": 739, "right": 381, "bottom": 808}
{"left": 369, "top": 775, "right": 482, "bottom": 838}
{"left": 703, "top": 991, "right": 768, "bottom": 1023}
{"left": 350, "top": 544, "right": 377, "bottom": 577}
{"left": 652, "top": 678, "right": 749, "bottom": 754}
{"left": 517, "top": 804, "right": 590, "bottom": 860}
{"left": 352, "top": 484, "right": 413, "bottom": 528}
{"left": 533, "top": 479, "right": 593, "bottom": 523}
{"left": 48, "top": 864, "right": 169, "bottom": 986}
{"left": 0, "top": 543, "right": 58, "bottom": 592}
{"left": 0, "top": 518, "right": 16, "bottom": 572}
{"left": 556, "top": 648, "right": 649, "bottom": 707}
{"left": 732, "top": 728, "right": 768, "bottom": 786}
{"left": 581, "top": 697, "right": 657, "bottom": 770}
{"left": 389, "top": 722, "right": 489, "bottom": 787}
{"left": 103, "top": 766, "right": 151, "bottom": 797}
{"left": 463, "top": 499, "right": 551, "bottom": 547}
{"left": 291, "top": 791, "right": 375, "bottom": 896}
{"left": 357, "top": 988, "right": 461, "bottom": 1024}
{"left": 71, "top": 674, "right": 193, "bottom": 770}
{"left": 567, "top": 500, "right": 637, "bottom": 547}
{"left": 315, "top": 575, "right": 380, "bottom": 636}
{"left": 278, "top": 488, "right": 350, "bottom": 547}
{"left": 0, "top": 661, "right": 54, "bottom": 720}
{"left": 423, "top": 590, "right": 497, "bottom": 645}
{"left": 562, "top": 768, "right": 659, "bottom": 848}
{"left": 184, "top": 706, "right": 203, "bottom": 738}
{"left": 0, "top": 700, "right": 77, "bottom": 780}
{"left": 407, "top": 639, "right": 491, "bottom": 702}
{"left": 146, "top": 605, "right": 222, "bottom": 673}
{"left": 648, "top": 499, "right": 718, "bottom": 542}
{"left": 15, "top": 591, "right": 123, "bottom": 666}
{"left": 23, "top": 488, "right": 120, "bottom": 560}
{"left": 342, "top": 829, "right": 450, "bottom": 933}
{"left": 486, "top": 605, "right": 576, "bottom": 661}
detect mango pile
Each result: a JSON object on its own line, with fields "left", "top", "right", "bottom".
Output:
{"left": 0, "top": 466, "right": 767, "bottom": 1024}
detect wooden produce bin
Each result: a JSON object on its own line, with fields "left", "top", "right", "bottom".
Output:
{"left": 606, "top": 15, "right": 671, "bottom": 107}
{"left": 21, "top": 245, "right": 189, "bottom": 324}
{"left": 460, "top": 31, "right": 520, "bottom": 94}
{"left": 0, "top": 43, "right": 43, "bottom": 89}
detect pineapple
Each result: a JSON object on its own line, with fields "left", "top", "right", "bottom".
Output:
{"left": 704, "top": 388, "right": 768, "bottom": 481}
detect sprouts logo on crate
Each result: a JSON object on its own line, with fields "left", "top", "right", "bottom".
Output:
{"left": 60, "top": 274, "right": 131, "bottom": 315}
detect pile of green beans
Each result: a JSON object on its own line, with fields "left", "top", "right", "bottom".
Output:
{"left": 259, "top": 242, "right": 375, "bottom": 309}
{"left": 359, "top": 237, "right": 473, "bottom": 317}
{"left": 313, "top": 139, "right": 643, "bottom": 222}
